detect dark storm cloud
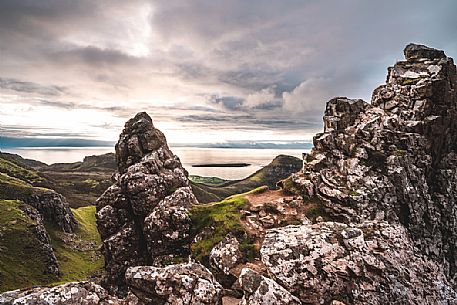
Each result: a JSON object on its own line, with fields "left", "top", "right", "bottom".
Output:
{"left": 0, "top": 0, "right": 456, "bottom": 141}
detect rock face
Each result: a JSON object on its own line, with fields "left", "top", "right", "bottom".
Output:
{"left": 0, "top": 282, "right": 138, "bottom": 305}
{"left": 19, "top": 204, "right": 60, "bottom": 276}
{"left": 125, "top": 263, "right": 223, "bottom": 304}
{"left": 96, "top": 112, "right": 196, "bottom": 295}
{"left": 291, "top": 43, "right": 457, "bottom": 289}
{"left": 239, "top": 268, "right": 301, "bottom": 305}
{"left": 261, "top": 221, "right": 457, "bottom": 304}
{"left": 210, "top": 235, "right": 242, "bottom": 276}
{"left": 25, "top": 190, "right": 77, "bottom": 233}
{"left": 4, "top": 44, "right": 457, "bottom": 305}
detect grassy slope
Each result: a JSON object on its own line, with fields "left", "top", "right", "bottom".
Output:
{"left": 0, "top": 152, "right": 47, "bottom": 170}
{"left": 46, "top": 206, "right": 103, "bottom": 285}
{"left": 0, "top": 158, "right": 44, "bottom": 185}
{"left": 189, "top": 186, "right": 266, "bottom": 264}
{"left": 0, "top": 201, "right": 103, "bottom": 292}
{"left": 0, "top": 200, "right": 57, "bottom": 292}
{"left": 189, "top": 175, "right": 229, "bottom": 186}
{"left": 0, "top": 154, "right": 103, "bottom": 292}
{"left": 39, "top": 171, "right": 112, "bottom": 208}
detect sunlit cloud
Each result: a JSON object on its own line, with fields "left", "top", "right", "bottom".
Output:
{"left": 0, "top": 0, "right": 456, "bottom": 145}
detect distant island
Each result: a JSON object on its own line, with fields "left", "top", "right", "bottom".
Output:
{"left": 192, "top": 163, "right": 251, "bottom": 168}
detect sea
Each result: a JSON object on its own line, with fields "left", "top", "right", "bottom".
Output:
{"left": 2, "top": 147, "right": 310, "bottom": 180}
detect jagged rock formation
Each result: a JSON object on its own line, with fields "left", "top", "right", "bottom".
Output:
{"left": 25, "top": 191, "right": 77, "bottom": 233}
{"left": 3, "top": 44, "right": 457, "bottom": 305}
{"left": 125, "top": 263, "right": 223, "bottom": 304}
{"left": 19, "top": 204, "right": 60, "bottom": 276}
{"left": 288, "top": 43, "right": 457, "bottom": 302}
{"left": 0, "top": 282, "right": 138, "bottom": 305}
{"left": 96, "top": 112, "right": 197, "bottom": 295}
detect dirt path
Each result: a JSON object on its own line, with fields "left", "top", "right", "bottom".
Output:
{"left": 244, "top": 189, "right": 291, "bottom": 207}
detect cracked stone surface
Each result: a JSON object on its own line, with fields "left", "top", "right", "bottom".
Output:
{"left": 291, "top": 43, "right": 457, "bottom": 289}
{"left": 96, "top": 112, "right": 196, "bottom": 295}
{"left": 125, "top": 262, "right": 223, "bottom": 305}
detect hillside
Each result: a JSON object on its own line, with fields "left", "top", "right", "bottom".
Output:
{"left": 0, "top": 154, "right": 103, "bottom": 292}
{"left": 2, "top": 43, "right": 456, "bottom": 304}
{"left": 192, "top": 154, "right": 302, "bottom": 203}
{"left": 13, "top": 150, "right": 302, "bottom": 206}
{"left": 0, "top": 149, "right": 303, "bottom": 293}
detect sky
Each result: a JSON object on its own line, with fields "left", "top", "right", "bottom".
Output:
{"left": 0, "top": 0, "right": 456, "bottom": 147}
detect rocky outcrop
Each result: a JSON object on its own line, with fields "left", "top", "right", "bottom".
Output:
{"left": 209, "top": 235, "right": 242, "bottom": 288}
{"left": 0, "top": 282, "right": 138, "bottom": 305}
{"left": 261, "top": 221, "right": 456, "bottom": 304}
{"left": 291, "top": 43, "right": 457, "bottom": 289}
{"left": 4, "top": 44, "right": 457, "bottom": 305}
{"left": 125, "top": 263, "right": 223, "bottom": 304}
{"left": 210, "top": 235, "right": 242, "bottom": 276}
{"left": 25, "top": 190, "right": 77, "bottom": 233}
{"left": 96, "top": 112, "right": 196, "bottom": 295}
{"left": 239, "top": 268, "right": 301, "bottom": 305}
{"left": 19, "top": 204, "right": 60, "bottom": 276}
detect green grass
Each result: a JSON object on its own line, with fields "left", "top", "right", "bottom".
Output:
{"left": 0, "top": 200, "right": 58, "bottom": 292}
{"left": 0, "top": 203, "right": 103, "bottom": 292}
{"left": 47, "top": 206, "right": 103, "bottom": 284}
{"left": 0, "top": 158, "right": 44, "bottom": 185}
{"left": 190, "top": 189, "right": 261, "bottom": 264}
{"left": 0, "top": 172, "right": 50, "bottom": 201}
{"left": 189, "top": 175, "right": 229, "bottom": 186}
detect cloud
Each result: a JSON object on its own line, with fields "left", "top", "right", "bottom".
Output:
{"left": 282, "top": 78, "right": 334, "bottom": 115}
{"left": 244, "top": 87, "right": 279, "bottom": 109}
{"left": 207, "top": 95, "right": 244, "bottom": 110}
{"left": 0, "top": 0, "right": 456, "bottom": 144}
{"left": 0, "top": 78, "right": 66, "bottom": 96}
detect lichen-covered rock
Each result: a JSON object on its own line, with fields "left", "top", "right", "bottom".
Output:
{"left": 96, "top": 112, "right": 196, "bottom": 295}
{"left": 239, "top": 268, "right": 301, "bottom": 305}
{"left": 292, "top": 43, "right": 457, "bottom": 287}
{"left": 260, "top": 222, "right": 457, "bottom": 304}
{"left": 208, "top": 235, "right": 243, "bottom": 288}
{"left": 25, "top": 190, "right": 77, "bottom": 233}
{"left": 0, "top": 282, "right": 138, "bottom": 305}
{"left": 19, "top": 204, "right": 59, "bottom": 275}
{"left": 210, "top": 235, "right": 242, "bottom": 276}
{"left": 143, "top": 187, "right": 196, "bottom": 264}
{"left": 125, "top": 262, "right": 223, "bottom": 305}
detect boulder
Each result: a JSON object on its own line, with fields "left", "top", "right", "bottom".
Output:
{"left": 239, "top": 268, "right": 301, "bottom": 305}
{"left": 0, "top": 282, "right": 138, "bottom": 305}
{"left": 209, "top": 235, "right": 243, "bottom": 288}
{"left": 210, "top": 235, "right": 242, "bottom": 276}
{"left": 125, "top": 262, "right": 223, "bottom": 305}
